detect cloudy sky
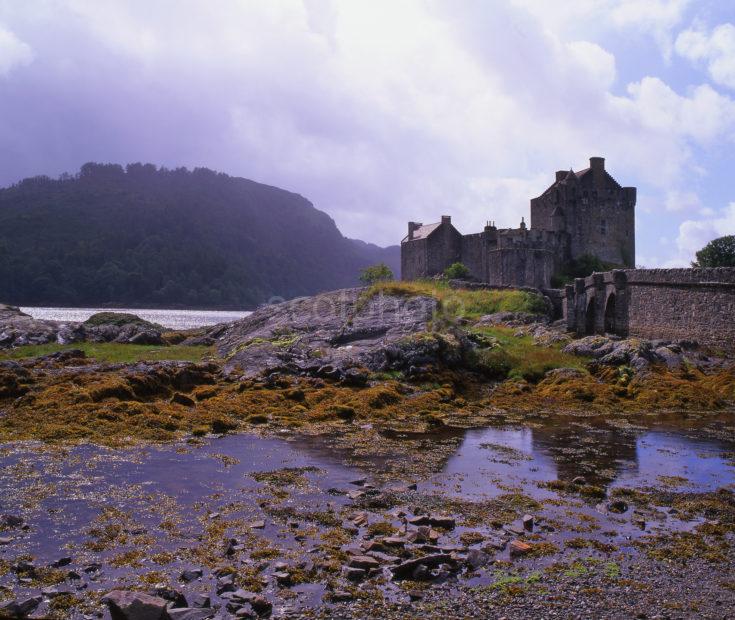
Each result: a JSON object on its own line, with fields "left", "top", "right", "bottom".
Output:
{"left": 1, "top": 0, "right": 734, "bottom": 265}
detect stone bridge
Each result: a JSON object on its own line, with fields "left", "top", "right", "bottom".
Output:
{"left": 563, "top": 267, "right": 735, "bottom": 346}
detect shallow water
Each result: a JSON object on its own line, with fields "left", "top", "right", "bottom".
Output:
{"left": 19, "top": 306, "right": 252, "bottom": 330}
{"left": 1, "top": 418, "right": 734, "bottom": 613}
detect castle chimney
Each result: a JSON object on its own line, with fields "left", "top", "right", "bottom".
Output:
{"left": 441, "top": 215, "right": 451, "bottom": 225}
{"left": 590, "top": 157, "right": 605, "bottom": 172}
{"left": 590, "top": 157, "right": 605, "bottom": 188}
{"left": 520, "top": 216, "right": 527, "bottom": 230}
{"left": 408, "top": 221, "right": 422, "bottom": 240}
{"left": 556, "top": 170, "right": 567, "bottom": 182}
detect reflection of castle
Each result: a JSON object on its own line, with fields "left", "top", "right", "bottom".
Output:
{"left": 530, "top": 423, "right": 639, "bottom": 486}
{"left": 401, "top": 157, "right": 636, "bottom": 288}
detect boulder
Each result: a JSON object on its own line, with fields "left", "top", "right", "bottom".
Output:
{"left": 0, "top": 596, "right": 42, "bottom": 618}
{"left": 215, "top": 288, "right": 452, "bottom": 378}
{"left": 102, "top": 590, "right": 168, "bottom": 620}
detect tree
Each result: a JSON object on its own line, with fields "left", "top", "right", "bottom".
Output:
{"left": 444, "top": 262, "right": 470, "bottom": 279}
{"left": 359, "top": 263, "right": 394, "bottom": 285}
{"left": 692, "top": 235, "right": 735, "bottom": 268}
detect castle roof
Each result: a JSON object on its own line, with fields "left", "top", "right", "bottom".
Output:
{"left": 402, "top": 222, "right": 441, "bottom": 242}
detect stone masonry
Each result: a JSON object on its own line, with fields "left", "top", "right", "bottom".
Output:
{"left": 401, "top": 157, "right": 636, "bottom": 288}
{"left": 564, "top": 267, "right": 735, "bottom": 346}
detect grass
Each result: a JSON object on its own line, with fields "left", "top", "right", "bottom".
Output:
{"left": 362, "top": 280, "right": 548, "bottom": 321}
{"left": 0, "top": 342, "right": 213, "bottom": 363}
{"left": 472, "top": 325, "right": 588, "bottom": 382}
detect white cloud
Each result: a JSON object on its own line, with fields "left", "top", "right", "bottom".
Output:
{"left": 676, "top": 22, "right": 735, "bottom": 89}
{"left": 0, "top": 0, "right": 732, "bottom": 265}
{"left": 511, "top": 0, "right": 691, "bottom": 57}
{"left": 676, "top": 202, "right": 735, "bottom": 259}
{"left": 0, "top": 24, "right": 32, "bottom": 76}
{"left": 665, "top": 190, "right": 701, "bottom": 212}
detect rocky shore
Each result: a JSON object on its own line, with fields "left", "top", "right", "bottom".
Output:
{"left": 0, "top": 284, "right": 733, "bottom": 618}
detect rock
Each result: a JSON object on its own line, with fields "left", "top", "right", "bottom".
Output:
{"left": 216, "top": 288, "right": 446, "bottom": 378}
{"left": 383, "top": 536, "right": 407, "bottom": 547}
{"left": 408, "top": 590, "right": 425, "bottom": 601}
{"left": 51, "top": 556, "right": 72, "bottom": 568}
{"left": 188, "top": 593, "right": 211, "bottom": 609}
{"left": 608, "top": 500, "right": 629, "bottom": 514}
{"left": 328, "top": 590, "right": 354, "bottom": 602}
{"left": 216, "top": 574, "right": 236, "bottom": 594}
{"left": 392, "top": 553, "right": 455, "bottom": 580}
{"left": 509, "top": 540, "right": 532, "bottom": 557}
{"left": 273, "top": 571, "right": 291, "bottom": 585}
{"left": 351, "top": 511, "right": 369, "bottom": 527}
{"left": 466, "top": 548, "right": 489, "bottom": 569}
{"left": 0, "top": 596, "right": 42, "bottom": 618}
{"left": 522, "top": 514, "right": 534, "bottom": 531}
{"left": 249, "top": 520, "right": 266, "bottom": 529}
{"left": 171, "top": 392, "right": 196, "bottom": 407}
{"left": 408, "top": 514, "right": 456, "bottom": 529}
{"left": 341, "top": 565, "right": 366, "bottom": 583}
{"left": 411, "top": 564, "right": 432, "bottom": 581}
{"left": 180, "top": 568, "right": 204, "bottom": 582}
{"left": 0, "top": 537, "right": 12, "bottom": 545}
{"left": 83, "top": 562, "right": 101, "bottom": 573}
{"left": 342, "top": 367, "right": 368, "bottom": 386}
{"left": 0, "top": 514, "right": 23, "bottom": 528}
{"left": 366, "top": 551, "right": 401, "bottom": 564}
{"left": 229, "top": 590, "right": 271, "bottom": 616}
{"left": 572, "top": 476, "right": 586, "bottom": 485}
{"left": 168, "top": 609, "right": 215, "bottom": 620}
{"left": 347, "top": 555, "right": 380, "bottom": 570}
{"left": 152, "top": 587, "right": 187, "bottom": 609}
{"left": 102, "top": 590, "right": 168, "bottom": 620}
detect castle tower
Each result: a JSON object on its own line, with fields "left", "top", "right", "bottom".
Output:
{"left": 530, "top": 157, "right": 636, "bottom": 267}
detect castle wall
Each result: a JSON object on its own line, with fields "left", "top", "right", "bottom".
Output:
{"left": 401, "top": 239, "right": 427, "bottom": 281}
{"left": 460, "top": 233, "right": 486, "bottom": 282}
{"left": 565, "top": 268, "right": 735, "bottom": 347}
{"left": 625, "top": 268, "right": 735, "bottom": 344}
{"left": 426, "top": 224, "right": 462, "bottom": 275}
{"left": 487, "top": 248, "right": 555, "bottom": 289}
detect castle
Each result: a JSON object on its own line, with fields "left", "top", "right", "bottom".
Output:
{"left": 401, "top": 157, "right": 637, "bottom": 288}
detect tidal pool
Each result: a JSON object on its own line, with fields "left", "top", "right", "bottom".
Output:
{"left": 1, "top": 417, "right": 733, "bottom": 617}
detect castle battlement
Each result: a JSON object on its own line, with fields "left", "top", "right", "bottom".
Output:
{"left": 401, "top": 157, "right": 636, "bottom": 288}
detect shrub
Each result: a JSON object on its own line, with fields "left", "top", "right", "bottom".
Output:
{"left": 359, "top": 263, "right": 394, "bottom": 285}
{"left": 443, "top": 262, "right": 470, "bottom": 279}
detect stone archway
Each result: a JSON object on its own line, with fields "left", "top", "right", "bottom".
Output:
{"left": 604, "top": 293, "right": 616, "bottom": 334}
{"left": 585, "top": 297, "right": 596, "bottom": 334}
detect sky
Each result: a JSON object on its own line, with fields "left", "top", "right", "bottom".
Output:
{"left": 1, "top": 1, "right": 734, "bottom": 265}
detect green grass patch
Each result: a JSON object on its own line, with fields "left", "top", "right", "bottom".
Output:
{"left": 472, "top": 325, "right": 587, "bottom": 382}
{"left": 362, "top": 280, "right": 548, "bottom": 321}
{"left": 0, "top": 342, "right": 213, "bottom": 364}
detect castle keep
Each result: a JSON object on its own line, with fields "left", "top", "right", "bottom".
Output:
{"left": 401, "top": 157, "right": 636, "bottom": 288}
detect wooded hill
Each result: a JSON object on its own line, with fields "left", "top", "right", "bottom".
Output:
{"left": 0, "top": 163, "right": 399, "bottom": 308}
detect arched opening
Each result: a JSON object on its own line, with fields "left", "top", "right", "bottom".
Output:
{"left": 604, "top": 293, "right": 616, "bottom": 334}
{"left": 585, "top": 298, "right": 596, "bottom": 335}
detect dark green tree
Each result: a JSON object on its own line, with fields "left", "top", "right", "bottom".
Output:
{"left": 692, "top": 235, "right": 735, "bottom": 268}
{"left": 359, "top": 263, "right": 394, "bottom": 284}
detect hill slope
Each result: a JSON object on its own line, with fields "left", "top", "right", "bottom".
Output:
{"left": 0, "top": 163, "right": 400, "bottom": 308}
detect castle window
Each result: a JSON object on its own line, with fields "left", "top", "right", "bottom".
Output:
{"left": 600, "top": 219, "right": 607, "bottom": 235}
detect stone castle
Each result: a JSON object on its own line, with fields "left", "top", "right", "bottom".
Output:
{"left": 401, "top": 157, "right": 636, "bottom": 288}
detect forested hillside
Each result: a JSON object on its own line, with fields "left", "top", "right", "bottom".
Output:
{"left": 0, "top": 163, "right": 399, "bottom": 308}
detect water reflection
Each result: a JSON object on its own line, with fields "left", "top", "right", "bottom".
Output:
{"left": 425, "top": 420, "right": 735, "bottom": 500}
